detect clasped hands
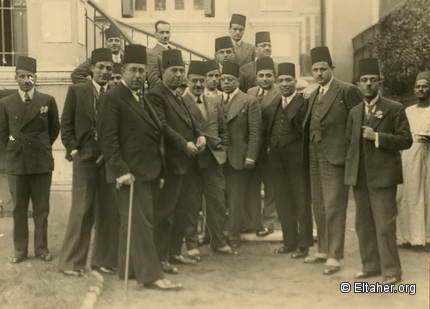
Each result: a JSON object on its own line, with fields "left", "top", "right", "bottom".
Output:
{"left": 185, "top": 136, "right": 206, "bottom": 157}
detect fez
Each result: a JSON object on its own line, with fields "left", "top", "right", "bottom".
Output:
{"left": 256, "top": 56, "right": 275, "bottom": 72}
{"left": 161, "top": 49, "right": 184, "bottom": 69}
{"left": 123, "top": 44, "right": 147, "bottom": 64}
{"left": 222, "top": 61, "right": 239, "bottom": 78}
{"left": 230, "top": 14, "right": 246, "bottom": 27}
{"left": 277, "top": 62, "right": 296, "bottom": 78}
{"left": 105, "top": 26, "right": 121, "bottom": 39}
{"left": 16, "top": 56, "right": 37, "bottom": 73}
{"left": 205, "top": 60, "right": 220, "bottom": 73}
{"left": 358, "top": 58, "right": 380, "bottom": 77}
{"left": 188, "top": 61, "right": 207, "bottom": 76}
{"left": 255, "top": 31, "right": 271, "bottom": 46}
{"left": 215, "top": 36, "right": 234, "bottom": 52}
{"left": 310, "top": 46, "right": 333, "bottom": 66}
{"left": 91, "top": 48, "right": 113, "bottom": 65}
{"left": 416, "top": 71, "right": 430, "bottom": 83}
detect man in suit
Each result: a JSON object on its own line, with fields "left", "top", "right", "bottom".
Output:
{"left": 246, "top": 56, "right": 280, "bottom": 237}
{"left": 59, "top": 48, "right": 119, "bottom": 276}
{"left": 303, "top": 46, "right": 362, "bottom": 275}
{"left": 98, "top": 44, "right": 182, "bottom": 291}
{"left": 240, "top": 31, "right": 274, "bottom": 92}
{"left": 345, "top": 58, "right": 412, "bottom": 284}
{"left": 263, "top": 62, "right": 313, "bottom": 258}
{"left": 182, "top": 61, "right": 236, "bottom": 256}
{"left": 228, "top": 14, "right": 255, "bottom": 67}
{"left": 214, "top": 36, "right": 237, "bottom": 72}
{"left": 147, "top": 20, "right": 173, "bottom": 89}
{"left": 204, "top": 60, "right": 222, "bottom": 98}
{"left": 147, "top": 49, "right": 207, "bottom": 272}
{"left": 221, "top": 61, "right": 262, "bottom": 248}
{"left": 71, "top": 26, "right": 123, "bottom": 84}
{"left": 0, "top": 56, "right": 60, "bottom": 263}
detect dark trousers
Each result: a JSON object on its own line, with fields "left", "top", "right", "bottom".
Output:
{"left": 154, "top": 170, "right": 200, "bottom": 260}
{"left": 309, "top": 143, "right": 348, "bottom": 260}
{"left": 224, "top": 162, "right": 254, "bottom": 239}
{"left": 353, "top": 163, "right": 401, "bottom": 277}
{"left": 58, "top": 159, "right": 118, "bottom": 271}
{"left": 8, "top": 173, "right": 52, "bottom": 257}
{"left": 186, "top": 164, "right": 228, "bottom": 250}
{"left": 270, "top": 147, "right": 313, "bottom": 249}
{"left": 117, "top": 180, "right": 163, "bottom": 284}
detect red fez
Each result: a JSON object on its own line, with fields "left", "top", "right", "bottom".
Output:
{"left": 222, "top": 61, "right": 239, "bottom": 78}
{"left": 230, "top": 14, "right": 246, "bottom": 27}
{"left": 256, "top": 56, "right": 275, "bottom": 72}
{"left": 277, "top": 62, "right": 296, "bottom": 78}
{"left": 123, "top": 44, "right": 147, "bottom": 64}
{"left": 188, "top": 61, "right": 207, "bottom": 76}
{"left": 310, "top": 46, "right": 332, "bottom": 66}
{"left": 215, "top": 36, "right": 233, "bottom": 52}
{"left": 16, "top": 56, "right": 37, "bottom": 73}
{"left": 255, "top": 31, "right": 271, "bottom": 46}
{"left": 358, "top": 58, "right": 380, "bottom": 77}
{"left": 162, "top": 49, "right": 184, "bottom": 69}
{"left": 91, "top": 48, "right": 113, "bottom": 65}
{"left": 105, "top": 26, "right": 121, "bottom": 39}
{"left": 205, "top": 60, "right": 220, "bottom": 73}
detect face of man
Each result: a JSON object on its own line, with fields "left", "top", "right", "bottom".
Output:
{"left": 255, "top": 42, "right": 271, "bottom": 58}
{"left": 106, "top": 37, "right": 122, "bottom": 55}
{"left": 163, "top": 66, "right": 186, "bottom": 90}
{"left": 122, "top": 63, "right": 146, "bottom": 91}
{"left": 277, "top": 75, "right": 296, "bottom": 97}
{"left": 229, "top": 23, "right": 245, "bottom": 41}
{"left": 414, "top": 79, "right": 430, "bottom": 102}
{"left": 358, "top": 74, "right": 381, "bottom": 101}
{"left": 216, "top": 48, "right": 235, "bottom": 64}
{"left": 256, "top": 69, "right": 275, "bottom": 90}
{"left": 155, "top": 23, "right": 171, "bottom": 45}
{"left": 15, "top": 69, "right": 36, "bottom": 92}
{"left": 108, "top": 73, "right": 122, "bottom": 87}
{"left": 91, "top": 61, "right": 113, "bottom": 86}
{"left": 311, "top": 62, "right": 333, "bottom": 86}
{"left": 206, "top": 69, "right": 220, "bottom": 91}
{"left": 220, "top": 74, "right": 239, "bottom": 94}
{"left": 188, "top": 74, "right": 206, "bottom": 97}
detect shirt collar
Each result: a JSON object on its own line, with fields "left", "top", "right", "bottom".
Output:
{"left": 18, "top": 88, "right": 35, "bottom": 103}
{"left": 223, "top": 87, "right": 240, "bottom": 101}
{"left": 185, "top": 89, "right": 203, "bottom": 103}
{"left": 320, "top": 76, "right": 334, "bottom": 93}
{"left": 112, "top": 53, "right": 122, "bottom": 63}
{"left": 283, "top": 91, "right": 297, "bottom": 105}
{"left": 204, "top": 88, "right": 221, "bottom": 97}
{"left": 92, "top": 79, "right": 108, "bottom": 94}
{"left": 121, "top": 80, "right": 140, "bottom": 101}
{"left": 364, "top": 94, "right": 380, "bottom": 108}
{"left": 157, "top": 42, "right": 171, "bottom": 50}
{"left": 231, "top": 38, "right": 242, "bottom": 47}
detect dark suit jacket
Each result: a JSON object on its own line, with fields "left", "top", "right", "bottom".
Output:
{"left": 0, "top": 90, "right": 60, "bottom": 175}
{"left": 61, "top": 80, "right": 101, "bottom": 161}
{"left": 0, "top": 89, "right": 16, "bottom": 100}
{"left": 240, "top": 62, "right": 278, "bottom": 92}
{"left": 303, "top": 78, "right": 362, "bottom": 166}
{"left": 345, "top": 97, "right": 413, "bottom": 188}
{"left": 247, "top": 85, "right": 280, "bottom": 112}
{"left": 70, "top": 54, "right": 124, "bottom": 84}
{"left": 146, "top": 83, "right": 203, "bottom": 175}
{"left": 98, "top": 83, "right": 164, "bottom": 182}
{"left": 147, "top": 43, "right": 168, "bottom": 89}
{"left": 224, "top": 90, "right": 262, "bottom": 170}
{"left": 182, "top": 92, "right": 228, "bottom": 167}
{"left": 233, "top": 41, "right": 255, "bottom": 67}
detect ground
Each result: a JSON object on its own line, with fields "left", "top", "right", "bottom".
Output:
{"left": 0, "top": 191, "right": 428, "bottom": 309}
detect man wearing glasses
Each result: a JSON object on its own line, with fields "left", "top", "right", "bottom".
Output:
{"left": 228, "top": 14, "right": 255, "bottom": 67}
{"left": 71, "top": 26, "right": 123, "bottom": 84}
{"left": 59, "top": 48, "right": 119, "bottom": 277}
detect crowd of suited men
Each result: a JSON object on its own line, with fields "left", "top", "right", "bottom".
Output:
{"left": 1, "top": 13, "right": 429, "bottom": 291}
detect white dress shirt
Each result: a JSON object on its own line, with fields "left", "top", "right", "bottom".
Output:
{"left": 18, "top": 88, "right": 35, "bottom": 103}
{"left": 223, "top": 87, "right": 240, "bottom": 103}
{"left": 281, "top": 91, "right": 297, "bottom": 109}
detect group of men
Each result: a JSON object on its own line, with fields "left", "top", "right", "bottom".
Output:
{"left": 0, "top": 12, "right": 419, "bottom": 291}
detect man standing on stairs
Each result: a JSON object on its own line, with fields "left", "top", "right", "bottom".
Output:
{"left": 228, "top": 14, "right": 255, "bottom": 67}
{"left": 214, "top": 36, "right": 237, "bottom": 72}
{"left": 71, "top": 26, "right": 124, "bottom": 84}
{"left": 59, "top": 48, "right": 119, "bottom": 277}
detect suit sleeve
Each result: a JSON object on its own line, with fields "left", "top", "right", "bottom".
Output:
{"left": 345, "top": 110, "right": 353, "bottom": 155}
{"left": 377, "top": 105, "right": 413, "bottom": 151}
{"left": 48, "top": 96, "right": 60, "bottom": 145}
{"left": 146, "top": 92, "right": 189, "bottom": 152}
{"left": 0, "top": 100, "right": 9, "bottom": 148}
{"left": 61, "top": 86, "right": 79, "bottom": 155}
{"left": 98, "top": 95, "right": 130, "bottom": 179}
{"left": 246, "top": 97, "right": 262, "bottom": 161}
{"left": 71, "top": 59, "right": 92, "bottom": 84}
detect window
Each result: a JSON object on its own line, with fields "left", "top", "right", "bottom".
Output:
{"left": 0, "top": 0, "right": 28, "bottom": 66}
{"left": 155, "top": 0, "right": 166, "bottom": 11}
{"left": 175, "top": 0, "right": 184, "bottom": 10}
{"left": 193, "top": 0, "right": 203, "bottom": 10}
{"left": 135, "top": 0, "right": 147, "bottom": 11}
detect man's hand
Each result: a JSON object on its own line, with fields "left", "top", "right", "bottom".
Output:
{"left": 159, "top": 178, "right": 165, "bottom": 189}
{"left": 244, "top": 158, "right": 256, "bottom": 169}
{"left": 70, "top": 149, "right": 78, "bottom": 160}
{"left": 116, "top": 173, "right": 135, "bottom": 189}
{"left": 362, "top": 126, "right": 376, "bottom": 141}
{"left": 185, "top": 141, "right": 199, "bottom": 157}
{"left": 196, "top": 136, "right": 206, "bottom": 152}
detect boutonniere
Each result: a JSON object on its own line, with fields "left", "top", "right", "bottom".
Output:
{"left": 40, "top": 105, "right": 49, "bottom": 114}
{"left": 374, "top": 110, "right": 383, "bottom": 119}
{"left": 9, "top": 135, "right": 15, "bottom": 141}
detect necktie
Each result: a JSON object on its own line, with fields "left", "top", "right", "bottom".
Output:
{"left": 96, "top": 87, "right": 105, "bottom": 112}
{"left": 24, "top": 92, "right": 31, "bottom": 103}
{"left": 225, "top": 94, "right": 230, "bottom": 104}
{"left": 365, "top": 103, "right": 375, "bottom": 121}
{"left": 282, "top": 97, "right": 288, "bottom": 109}
{"left": 196, "top": 96, "right": 203, "bottom": 104}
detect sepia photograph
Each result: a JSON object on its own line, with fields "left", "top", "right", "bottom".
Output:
{"left": 0, "top": 0, "right": 429, "bottom": 308}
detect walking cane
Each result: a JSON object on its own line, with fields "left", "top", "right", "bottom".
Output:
{"left": 124, "top": 181, "right": 134, "bottom": 299}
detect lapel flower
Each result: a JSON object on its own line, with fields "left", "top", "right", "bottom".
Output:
{"left": 40, "top": 105, "right": 49, "bottom": 114}
{"left": 374, "top": 110, "right": 383, "bottom": 119}
{"left": 9, "top": 135, "right": 15, "bottom": 141}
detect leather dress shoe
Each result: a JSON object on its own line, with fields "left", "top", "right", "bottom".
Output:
{"left": 382, "top": 275, "right": 402, "bottom": 285}
{"left": 304, "top": 256, "right": 326, "bottom": 264}
{"left": 37, "top": 252, "right": 52, "bottom": 262}
{"left": 93, "top": 266, "right": 115, "bottom": 274}
{"left": 291, "top": 248, "right": 309, "bottom": 259}
{"left": 146, "top": 278, "right": 183, "bottom": 291}
{"left": 323, "top": 265, "right": 341, "bottom": 275}
{"left": 61, "top": 269, "right": 85, "bottom": 277}
{"left": 256, "top": 227, "right": 274, "bottom": 237}
{"left": 10, "top": 256, "right": 27, "bottom": 264}
{"left": 161, "top": 261, "right": 179, "bottom": 274}
{"left": 354, "top": 270, "right": 381, "bottom": 279}
{"left": 170, "top": 254, "right": 197, "bottom": 265}
{"left": 274, "top": 245, "right": 296, "bottom": 254}
{"left": 213, "top": 245, "right": 238, "bottom": 255}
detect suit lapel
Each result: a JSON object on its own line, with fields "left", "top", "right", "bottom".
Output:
{"left": 19, "top": 91, "right": 44, "bottom": 130}
{"left": 227, "top": 91, "right": 247, "bottom": 122}
{"left": 83, "top": 81, "right": 96, "bottom": 122}
{"left": 369, "top": 98, "right": 388, "bottom": 130}
{"left": 261, "top": 86, "right": 280, "bottom": 110}
{"left": 319, "top": 79, "right": 341, "bottom": 120}
{"left": 286, "top": 94, "right": 303, "bottom": 122}
{"left": 268, "top": 97, "right": 282, "bottom": 135}
{"left": 304, "top": 89, "right": 318, "bottom": 126}
{"left": 353, "top": 103, "right": 364, "bottom": 143}
{"left": 163, "top": 84, "right": 193, "bottom": 127}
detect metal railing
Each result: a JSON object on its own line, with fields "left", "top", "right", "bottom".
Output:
{"left": 85, "top": 0, "right": 212, "bottom": 62}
